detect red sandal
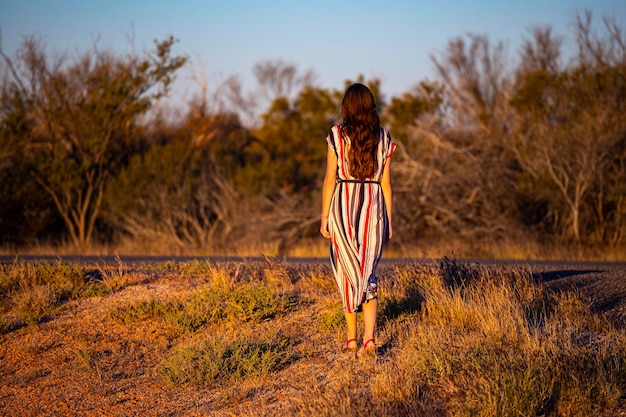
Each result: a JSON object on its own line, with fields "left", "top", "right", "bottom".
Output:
{"left": 356, "top": 338, "right": 376, "bottom": 358}
{"left": 340, "top": 338, "right": 358, "bottom": 353}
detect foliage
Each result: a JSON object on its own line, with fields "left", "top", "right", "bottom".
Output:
{"left": 0, "top": 260, "right": 128, "bottom": 326}
{"left": 102, "top": 115, "right": 247, "bottom": 252}
{"left": 109, "top": 280, "right": 295, "bottom": 333}
{"left": 1, "top": 10, "right": 625, "bottom": 255}
{"left": 0, "top": 36, "right": 187, "bottom": 249}
{"left": 158, "top": 332, "right": 294, "bottom": 387}
{"left": 0, "top": 162, "right": 60, "bottom": 246}
{"left": 382, "top": 11, "right": 626, "bottom": 249}
{"left": 510, "top": 31, "right": 626, "bottom": 243}
{"left": 241, "top": 84, "right": 338, "bottom": 195}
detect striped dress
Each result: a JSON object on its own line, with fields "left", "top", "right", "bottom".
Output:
{"left": 326, "top": 124, "right": 396, "bottom": 313}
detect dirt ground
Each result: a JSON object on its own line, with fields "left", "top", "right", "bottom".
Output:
{"left": 1, "top": 257, "right": 625, "bottom": 416}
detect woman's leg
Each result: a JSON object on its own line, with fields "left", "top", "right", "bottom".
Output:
{"left": 361, "top": 298, "right": 378, "bottom": 344}
{"left": 344, "top": 311, "right": 358, "bottom": 348}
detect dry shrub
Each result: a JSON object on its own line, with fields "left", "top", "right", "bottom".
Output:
{"left": 97, "top": 259, "right": 129, "bottom": 294}
{"left": 0, "top": 260, "right": 134, "bottom": 328}
{"left": 299, "top": 260, "right": 626, "bottom": 416}
{"left": 377, "top": 260, "right": 626, "bottom": 417}
{"left": 0, "top": 261, "right": 87, "bottom": 325}
{"left": 12, "top": 284, "right": 64, "bottom": 325}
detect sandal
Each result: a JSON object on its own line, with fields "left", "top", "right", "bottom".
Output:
{"left": 340, "top": 338, "right": 358, "bottom": 353}
{"left": 356, "top": 338, "right": 376, "bottom": 359}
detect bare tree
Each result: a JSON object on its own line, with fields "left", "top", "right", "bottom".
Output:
{"left": 432, "top": 33, "right": 513, "bottom": 134}
{"left": 391, "top": 34, "right": 521, "bottom": 243}
{"left": 518, "top": 26, "right": 563, "bottom": 74}
{"left": 510, "top": 12, "right": 626, "bottom": 243}
{"left": 253, "top": 59, "right": 315, "bottom": 101}
{"left": 574, "top": 9, "right": 626, "bottom": 68}
{"left": 0, "top": 36, "right": 187, "bottom": 249}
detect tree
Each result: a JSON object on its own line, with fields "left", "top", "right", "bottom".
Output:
{"left": 236, "top": 63, "right": 337, "bottom": 195}
{"left": 0, "top": 55, "right": 61, "bottom": 245}
{"left": 510, "top": 13, "right": 626, "bottom": 244}
{"left": 104, "top": 129, "right": 243, "bottom": 253}
{"left": 0, "top": 36, "right": 187, "bottom": 249}
{"left": 432, "top": 33, "right": 512, "bottom": 133}
{"left": 403, "top": 33, "right": 521, "bottom": 242}
{"left": 384, "top": 82, "right": 444, "bottom": 242}
{"left": 102, "top": 74, "right": 250, "bottom": 253}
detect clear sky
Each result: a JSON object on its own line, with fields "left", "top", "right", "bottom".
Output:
{"left": 1, "top": 0, "right": 625, "bottom": 100}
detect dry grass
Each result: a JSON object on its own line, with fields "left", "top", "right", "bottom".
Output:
{"left": 0, "top": 258, "right": 625, "bottom": 416}
{"left": 4, "top": 237, "right": 626, "bottom": 261}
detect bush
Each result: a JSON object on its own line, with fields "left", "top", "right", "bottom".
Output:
{"left": 0, "top": 261, "right": 87, "bottom": 325}
{"left": 158, "top": 333, "right": 294, "bottom": 387}
{"left": 110, "top": 281, "right": 297, "bottom": 333}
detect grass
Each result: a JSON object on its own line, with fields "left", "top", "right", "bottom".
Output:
{"left": 157, "top": 331, "right": 295, "bottom": 387}
{"left": 4, "top": 237, "right": 626, "bottom": 261}
{"left": 1, "top": 258, "right": 625, "bottom": 416}
{"left": 109, "top": 279, "right": 297, "bottom": 333}
{"left": 0, "top": 259, "right": 128, "bottom": 329}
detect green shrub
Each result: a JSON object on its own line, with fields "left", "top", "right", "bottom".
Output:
{"left": 318, "top": 306, "right": 344, "bottom": 332}
{"left": 110, "top": 282, "right": 297, "bottom": 333}
{"left": 163, "top": 289, "right": 224, "bottom": 332}
{"left": 158, "top": 333, "right": 294, "bottom": 387}
{"left": 224, "top": 283, "right": 290, "bottom": 322}
{"left": 0, "top": 315, "right": 18, "bottom": 334}
{"left": 109, "top": 298, "right": 167, "bottom": 324}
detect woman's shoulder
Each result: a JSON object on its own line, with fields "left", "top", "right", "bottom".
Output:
{"left": 326, "top": 125, "right": 342, "bottom": 149}
{"left": 379, "top": 126, "right": 392, "bottom": 140}
{"left": 328, "top": 124, "right": 341, "bottom": 136}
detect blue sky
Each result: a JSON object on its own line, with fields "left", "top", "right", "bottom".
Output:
{"left": 2, "top": 0, "right": 625, "bottom": 99}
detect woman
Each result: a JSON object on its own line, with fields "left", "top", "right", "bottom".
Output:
{"left": 320, "top": 83, "right": 395, "bottom": 358}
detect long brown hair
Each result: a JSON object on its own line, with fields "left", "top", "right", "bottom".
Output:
{"left": 341, "top": 83, "right": 380, "bottom": 179}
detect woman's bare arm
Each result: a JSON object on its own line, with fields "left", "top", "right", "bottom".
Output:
{"left": 320, "top": 147, "right": 338, "bottom": 239}
{"left": 380, "top": 156, "right": 393, "bottom": 239}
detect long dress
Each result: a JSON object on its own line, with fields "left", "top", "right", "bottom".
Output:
{"left": 326, "top": 124, "right": 396, "bottom": 313}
